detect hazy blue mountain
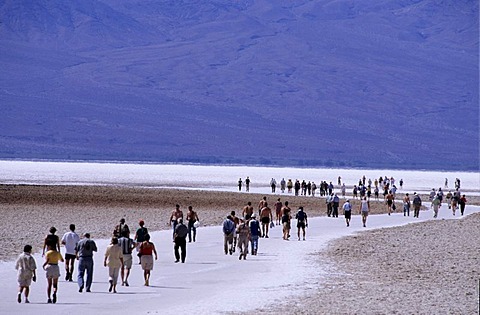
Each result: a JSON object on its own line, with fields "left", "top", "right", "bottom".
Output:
{"left": 0, "top": 0, "right": 478, "bottom": 170}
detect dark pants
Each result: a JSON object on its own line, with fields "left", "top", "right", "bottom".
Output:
{"left": 188, "top": 223, "right": 197, "bottom": 242}
{"left": 78, "top": 256, "right": 94, "bottom": 290}
{"left": 332, "top": 203, "right": 339, "bottom": 217}
{"left": 174, "top": 237, "right": 186, "bottom": 263}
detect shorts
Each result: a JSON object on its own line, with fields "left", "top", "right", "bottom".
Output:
{"left": 123, "top": 254, "right": 133, "bottom": 269}
{"left": 297, "top": 221, "right": 305, "bottom": 229}
{"left": 283, "top": 222, "right": 290, "bottom": 230}
{"left": 141, "top": 255, "right": 154, "bottom": 271}
{"left": 387, "top": 200, "right": 393, "bottom": 206}
{"left": 45, "top": 264, "right": 60, "bottom": 279}
{"left": 65, "top": 253, "right": 76, "bottom": 260}
{"left": 261, "top": 217, "right": 270, "bottom": 224}
{"left": 344, "top": 211, "right": 351, "bottom": 219}
{"left": 361, "top": 211, "right": 369, "bottom": 217}
{"left": 17, "top": 271, "right": 33, "bottom": 287}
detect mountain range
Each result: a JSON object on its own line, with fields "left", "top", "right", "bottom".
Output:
{"left": 0, "top": 0, "right": 478, "bottom": 171}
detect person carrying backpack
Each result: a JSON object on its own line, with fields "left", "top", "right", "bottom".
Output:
{"left": 134, "top": 220, "right": 148, "bottom": 264}
{"left": 412, "top": 193, "right": 422, "bottom": 218}
{"left": 222, "top": 215, "right": 235, "bottom": 255}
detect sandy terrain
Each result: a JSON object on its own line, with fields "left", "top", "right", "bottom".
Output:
{"left": 0, "top": 184, "right": 478, "bottom": 262}
{"left": 1, "top": 184, "right": 479, "bottom": 314}
{"left": 249, "top": 212, "right": 480, "bottom": 315}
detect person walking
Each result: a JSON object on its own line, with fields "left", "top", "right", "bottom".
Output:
{"left": 270, "top": 178, "right": 277, "bottom": 193}
{"left": 186, "top": 206, "right": 200, "bottom": 243}
{"left": 230, "top": 211, "right": 240, "bottom": 251}
{"left": 174, "top": 218, "right": 188, "bottom": 263}
{"left": 287, "top": 179, "right": 293, "bottom": 193}
{"left": 169, "top": 205, "right": 184, "bottom": 239}
{"left": 15, "top": 245, "right": 37, "bottom": 304}
{"left": 295, "top": 207, "right": 308, "bottom": 241}
{"left": 412, "top": 193, "right": 422, "bottom": 218}
{"left": 359, "top": 197, "right": 370, "bottom": 227}
{"left": 459, "top": 195, "right": 467, "bottom": 216}
{"left": 386, "top": 191, "right": 394, "bottom": 215}
{"left": 43, "top": 227, "right": 60, "bottom": 256}
{"left": 245, "top": 177, "right": 250, "bottom": 192}
{"left": 280, "top": 178, "right": 286, "bottom": 193}
{"left": 403, "top": 193, "right": 411, "bottom": 216}
{"left": 118, "top": 230, "right": 135, "bottom": 286}
{"left": 236, "top": 219, "right": 250, "bottom": 260}
{"left": 274, "top": 198, "right": 283, "bottom": 225}
{"left": 431, "top": 195, "right": 441, "bottom": 218}
{"left": 342, "top": 199, "right": 352, "bottom": 227}
{"left": 332, "top": 193, "right": 340, "bottom": 218}
{"left": 238, "top": 178, "right": 242, "bottom": 191}
{"left": 249, "top": 213, "right": 261, "bottom": 255}
{"left": 103, "top": 237, "right": 123, "bottom": 293}
{"left": 61, "top": 224, "right": 80, "bottom": 282}
{"left": 134, "top": 220, "right": 148, "bottom": 264}
{"left": 139, "top": 234, "right": 158, "bottom": 286}
{"left": 259, "top": 203, "right": 273, "bottom": 238}
{"left": 281, "top": 201, "right": 291, "bottom": 240}
{"left": 76, "top": 233, "right": 97, "bottom": 293}
{"left": 43, "top": 244, "right": 64, "bottom": 303}
{"left": 222, "top": 215, "right": 236, "bottom": 255}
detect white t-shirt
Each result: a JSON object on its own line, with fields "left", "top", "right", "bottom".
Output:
{"left": 361, "top": 200, "right": 369, "bottom": 212}
{"left": 61, "top": 231, "right": 80, "bottom": 255}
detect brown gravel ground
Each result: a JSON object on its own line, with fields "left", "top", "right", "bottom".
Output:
{"left": 245, "top": 212, "right": 480, "bottom": 315}
{"left": 0, "top": 184, "right": 478, "bottom": 263}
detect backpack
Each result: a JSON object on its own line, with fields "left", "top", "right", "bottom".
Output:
{"left": 223, "top": 220, "right": 235, "bottom": 234}
{"left": 296, "top": 210, "right": 306, "bottom": 222}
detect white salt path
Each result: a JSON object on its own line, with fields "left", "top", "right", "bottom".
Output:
{"left": 1, "top": 205, "right": 478, "bottom": 315}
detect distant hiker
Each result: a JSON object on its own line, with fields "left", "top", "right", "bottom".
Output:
{"left": 399, "top": 179, "right": 404, "bottom": 189}
{"left": 287, "top": 179, "right": 293, "bottom": 193}
{"left": 270, "top": 178, "right": 277, "bottom": 193}
{"left": 174, "top": 218, "right": 188, "bottom": 263}
{"left": 386, "top": 191, "right": 394, "bottom": 215}
{"left": 294, "top": 180, "right": 300, "bottom": 196}
{"left": 459, "top": 195, "right": 467, "bottom": 216}
{"left": 242, "top": 201, "right": 254, "bottom": 220}
{"left": 429, "top": 189, "right": 436, "bottom": 202}
{"left": 43, "top": 227, "right": 60, "bottom": 256}
{"left": 342, "top": 199, "right": 352, "bottom": 227}
{"left": 338, "top": 176, "right": 342, "bottom": 186}
{"left": 43, "top": 244, "right": 64, "bottom": 304}
{"left": 113, "top": 218, "right": 130, "bottom": 238}
{"left": 332, "top": 193, "right": 340, "bottom": 218}
{"left": 249, "top": 213, "right": 261, "bottom": 255}
{"left": 374, "top": 186, "right": 379, "bottom": 200}
{"left": 444, "top": 178, "right": 448, "bottom": 188}
{"left": 412, "top": 193, "right": 422, "bottom": 218}
{"left": 223, "top": 215, "right": 236, "bottom": 255}
{"left": 446, "top": 191, "right": 453, "bottom": 208}
{"left": 134, "top": 220, "right": 148, "bottom": 264}
{"left": 295, "top": 207, "right": 308, "bottom": 241}
{"left": 403, "top": 193, "right": 411, "bottom": 216}
{"left": 281, "top": 201, "right": 292, "bottom": 240}
{"left": 76, "top": 233, "right": 98, "bottom": 293}
{"left": 118, "top": 230, "right": 135, "bottom": 286}
{"left": 326, "top": 193, "right": 333, "bottom": 217}
{"left": 245, "top": 177, "right": 250, "bottom": 192}
{"left": 103, "top": 237, "right": 123, "bottom": 293}
{"left": 61, "top": 224, "right": 80, "bottom": 282}
{"left": 238, "top": 178, "right": 242, "bottom": 191}
{"left": 236, "top": 219, "right": 250, "bottom": 260}
{"left": 359, "top": 197, "right": 370, "bottom": 227}
{"left": 312, "top": 182, "right": 317, "bottom": 197}
{"left": 341, "top": 183, "right": 346, "bottom": 199}
{"left": 431, "top": 195, "right": 441, "bottom": 218}
{"left": 260, "top": 202, "right": 273, "bottom": 238}
{"left": 186, "top": 206, "right": 200, "bottom": 242}
{"left": 15, "top": 245, "right": 37, "bottom": 304}
{"left": 139, "top": 234, "right": 158, "bottom": 286}
{"left": 352, "top": 185, "right": 358, "bottom": 199}
{"left": 274, "top": 198, "right": 283, "bottom": 225}
{"left": 280, "top": 178, "right": 286, "bottom": 193}
{"left": 169, "top": 204, "right": 183, "bottom": 239}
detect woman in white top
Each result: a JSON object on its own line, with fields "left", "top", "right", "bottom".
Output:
{"left": 359, "top": 197, "right": 370, "bottom": 227}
